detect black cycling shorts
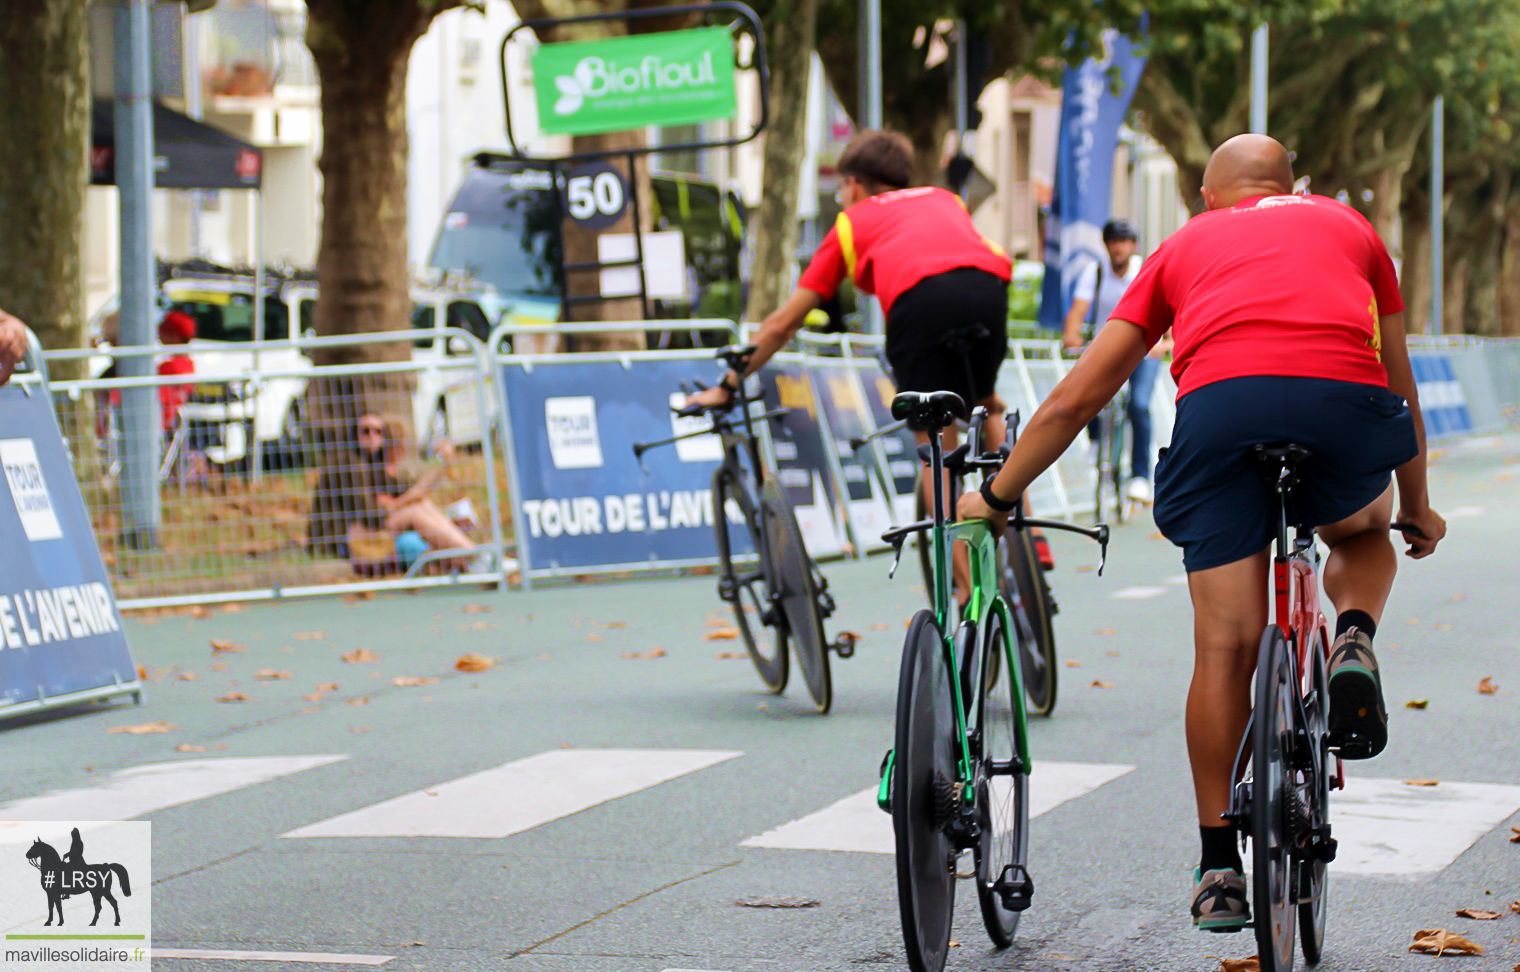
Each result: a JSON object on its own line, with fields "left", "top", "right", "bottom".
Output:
{"left": 885, "top": 267, "right": 1008, "bottom": 411}
{"left": 1153, "top": 376, "right": 1419, "bottom": 572}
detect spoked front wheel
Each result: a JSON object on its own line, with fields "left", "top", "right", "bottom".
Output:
{"left": 1252, "top": 625, "right": 1299, "bottom": 972}
{"left": 893, "top": 610, "right": 958, "bottom": 972}
{"left": 1004, "top": 528, "right": 1057, "bottom": 716}
{"left": 712, "top": 468, "right": 787, "bottom": 694}
{"left": 761, "top": 479, "right": 831, "bottom": 713}
{"left": 974, "top": 607, "right": 1030, "bottom": 948}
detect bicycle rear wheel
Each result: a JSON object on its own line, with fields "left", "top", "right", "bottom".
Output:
{"left": 915, "top": 477, "right": 934, "bottom": 601}
{"left": 893, "top": 610, "right": 958, "bottom": 972}
{"left": 975, "top": 607, "right": 1030, "bottom": 948}
{"left": 761, "top": 478, "right": 831, "bottom": 713}
{"left": 1004, "top": 529, "right": 1058, "bottom": 716}
{"left": 1299, "top": 629, "right": 1331, "bottom": 965}
{"left": 712, "top": 468, "right": 787, "bottom": 694}
{"left": 1253, "top": 625, "right": 1297, "bottom": 972}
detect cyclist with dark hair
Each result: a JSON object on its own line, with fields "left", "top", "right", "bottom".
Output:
{"left": 1063, "top": 218, "right": 1170, "bottom": 503}
{"left": 686, "top": 128, "right": 1018, "bottom": 542}
{"left": 960, "top": 133, "right": 1445, "bottom": 931}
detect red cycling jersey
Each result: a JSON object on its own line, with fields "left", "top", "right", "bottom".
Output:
{"left": 798, "top": 187, "right": 1011, "bottom": 315}
{"left": 1110, "top": 194, "right": 1403, "bottom": 398}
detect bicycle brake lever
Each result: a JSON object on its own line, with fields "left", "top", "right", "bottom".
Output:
{"left": 679, "top": 380, "right": 694, "bottom": 395}
{"left": 1096, "top": 523, "right": 1110, "bottom": 577}
{"left": 692, "top": 379, "right": 710, "bottom": 391}
{"left": 888, "top": 536, "right": 906, "bottom": 579}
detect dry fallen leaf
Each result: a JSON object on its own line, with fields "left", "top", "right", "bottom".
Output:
{"left": 107, "top": 720, "right": 177, "bottom": 735}
{"left": 217, "top": 692, "right": 250, "bottom": 703}
{"left": 210, "top": 638, "right": 247, "bottom": 654}
{"left": 837, "top": 631, "right": 863, "bottom": 647}
{"left": 1406, "top": 699, "right": 1430, "bottom": 710}
{"left": 703, "top": 617, "right": 730, "bottom": 627}
{"left": 316, "top": 682, "right": 339, "bottom": 691}
{"left": 1220, "top": 958, "right": 1260, "bottom": 972}
{"left": 1094, "top": 627, "right": 1117, "bottom": 636}
{"left": 1090, "top": 680, "right": 1115, "bottom": 689}
{"left": 293, "top": 630, "right": 329, "bottom": 641}
{"left": 1105, "top": 650, "right": 1121, "bottom": 657}
{"left": 189, "top": 605, "right": 210, "bottom": 619}
{"left": 347, "top": 696, "right": 370, "bottom": 706}
{"left": 174, "top": 743, "right": 227, "bottom": 752}
{"left": 209, "top": 661, "right": 230, "bottom": 672}
{"left": 704, "top": 627, "right": 740, "bottom": 641}
{"left": 585, "top": 632, "right": 604, "bottom": 642}
{"left": 1478, "top": 676, "right": 1499, "bottom": 695}
{"left": 221, "top": 603, "right": 245, "bottom": 614}
{"left": 461, "top": 603, "right": 492, "bottom": 614}
{"left": 1510, "top": 827, "right": 1520, "bottom": 844}
{"left": 135, "top": 664, "right": 148, "bottom": 679}
{"left": 392, "top": 676, "right": 440, "bottom": 687}
{"left": 869, "top": 622, "right": 891, "bottom": 631}
{"left": 341, "top": 649, "right": 379, "bottom": 664}
{"left": 177, "top": 672, "right": 200, "bottom": 681}
{"left": 1409, "top": 929, "right": 1484, "bottom": 956}
{"left": 1455, "top": 909, "right": 1501, "bottom": 920}
{"left": 1403, "top": 779, "right": 1440, "bottom": 787}
{"left": 302, "top": 692, "right": 326, "bottom": 701}
{"left": 602, "top": 621, "right": 629, "bottom": 629}
{"left": 715, "top": 651, "right": 746, "bottom": 660}
{"left": 455, "top": 653, "right": 496, "bottom": 673}
{"left": 620, "top": 648, "right": 667, "bottom": 660}
{"left": 1065, "top": 660, "right": 1084, "bottom": 668}
{"left": 1510, "top": 900, "right": 1520, "bottom": 913}
{"left": 253, "top": 668, "right": 292, "bottom": 680}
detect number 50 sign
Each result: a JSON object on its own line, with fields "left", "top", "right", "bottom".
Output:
{"left": 564, "top": 160, "right": 628, "bottom": 230}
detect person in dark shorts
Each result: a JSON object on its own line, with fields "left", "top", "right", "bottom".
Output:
{"left": 957, "top": 134, "right": 1446, "bottom": 931}
{"left": 685, "top": 128, "right": 1015, "bottom": 543}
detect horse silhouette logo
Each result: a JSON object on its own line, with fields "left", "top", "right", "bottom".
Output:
{"left": 25, "top": 828, "right": 132, "bottom": 926}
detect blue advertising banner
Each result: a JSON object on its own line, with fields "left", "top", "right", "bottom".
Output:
{"left": 810, "top": 361, "right": 895, "bottom": 549}
{"left": 1037, "top": 29, "right": 1148, "bottom": 330}
{"left": 856, "top": 359, "right": 921, "bottom": 524}
{"left": 756, "top": 358, "right": 845, "bottom": 558}
{"left": 0, "top": 382, "right": 140, "bottom": 719}
{"left": 1410, "top": 353, "right": 1474, "bottom": 439}
{"left": 499, "top": 356, "right": 744, "bottom": 575}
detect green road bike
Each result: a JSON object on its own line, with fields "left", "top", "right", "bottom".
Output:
{"left": 876, "top": 391, "right": 1108, "bottom": 972}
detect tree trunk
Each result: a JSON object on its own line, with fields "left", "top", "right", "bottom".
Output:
{"left": 1500, "top": 178, "right": 1520, "bottom": 337}
{"left": 560, "top": 130, "right": 651, "bottom": 352}
{"left": 0, "top": 0, "right": 88, "bottom": 373}
{"left": 301, "top": 0, "right": 460, "bottom": 557}
{"left": 743, "top": 0, "right": 816, "bottom": 324}
{"left": 1400, "top": 200, "right": 1431, "bottom": 335}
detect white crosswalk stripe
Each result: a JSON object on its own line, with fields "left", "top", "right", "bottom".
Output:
{"left": 741, "top": 762, "right": 1134, "bottom": 854}
{"left": 154, "top": 948, "right": 393, "bottom": 965}
{"left": 1111, "top": 586, "right": 1168, "bottom": 600}
{"left": 283, "top": 749, "right": 742, "bottom": 839}
{"left": 0, "top": 756, "right": 346, "bottom": 835}
{"left": 1331, "top": 776, "right": 1520, "bottom": 876}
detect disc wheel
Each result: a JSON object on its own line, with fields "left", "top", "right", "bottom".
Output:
{"left": 1299, "top": 629, "right": 1331, "bottom": 965}
{"left": 712, "top": 468, "right": 786, "bottom": 694}
{"left": 1004, "top": 529, "right": 1058, "bottom": 716}
{"left": 975, "top": 607, "right": 1029, "bottom": 948}
{"left": 893, "top": 610, "right": 958, "bottom": 972}
{"left": 1253, "top": 625, "right": 1297, "bottom": 972}
{"left": 761, "top": 478, "right": 830, "bottom": 713}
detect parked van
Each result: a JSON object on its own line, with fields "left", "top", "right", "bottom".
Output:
{"left": 427, "top": 152, "right": 747, "bottom": 339}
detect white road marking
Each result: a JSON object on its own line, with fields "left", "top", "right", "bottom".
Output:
{"left": 1445, "top": 505, "right": 1485, "bottom": 519}
{"left": 742, "top": 761, "right": 1133, "bottom": 854}
{"left": 1164, "top": 574, "right": 1189, "bottom": 586}
{"left": 155, "top": 948, "right": 392, "bottom": 965}
{"left": 1111, "top": 586, "right": 1167, "bottom": 600}
{"left": 283, "top": 749, "right": 742, "bottom": 839}
{"left": 1332, "top": 776, "right": 1520, "bottom": 876}
{"left": 0, "top": 756, "right": 346, "bottom": 834}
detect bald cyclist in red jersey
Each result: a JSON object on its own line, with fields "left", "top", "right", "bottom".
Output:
{"left": 958, "top": 134, "right": 1447, "bottom": 930}
{"left": 686, "top": 128, "right": 1013, "bottom": 472}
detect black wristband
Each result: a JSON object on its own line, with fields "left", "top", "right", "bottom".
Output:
{"left": 718, "top": 373, "right": 739, "bottom": 395}
{"left": 980, "top": 477, "right": 1017, "bottom": 513}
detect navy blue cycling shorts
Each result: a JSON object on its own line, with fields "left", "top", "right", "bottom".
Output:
{"left": 1153, "top": 376, "right": 1419, "bottom": 572}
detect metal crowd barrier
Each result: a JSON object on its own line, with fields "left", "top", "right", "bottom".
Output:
{"left": 43, "top": 329, "right": 507, "bottom": 608}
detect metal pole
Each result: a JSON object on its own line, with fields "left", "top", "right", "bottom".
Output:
{"left": 183, "top": 9, "right": 202, "bottom": 255}
{"left": 1431, "top": 95, "right": 1444, "bottom": 336}
{"left": 115, "top": 0, "right": 160, "bottom": 548}
{"left": 859, "top": 0, "right": 883, "bottom": 334}
{"left": 251, "top": 189, "right": 266, "bottom": 483}
{"left": 1249, "top": 25, "right": 1268, "bottom": 134}
{"left": 953, "top": 20, "right": 968, "bottom": 144}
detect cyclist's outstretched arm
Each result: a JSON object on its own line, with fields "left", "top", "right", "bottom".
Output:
{"left": 959, "top": 319, "right": 1148, "bottom": 521}
{"left": 1376, "top": 309, "right": 1446, "bottom": 557}
{"left": 687, "top": 287, "right": 822, "bottom": 409}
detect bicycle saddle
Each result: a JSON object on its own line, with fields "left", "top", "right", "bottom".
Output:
{"left": 940, "top": 323, "right": 990, "bottom": 351}
{"left": 716, "top": 343, "right": 759, "bottom": 373}
{"left": 1254, "top": 443, "right": 1313, "bottom": 486}
{"left": 892, "top": 390, "right": 967, "bottom": 432}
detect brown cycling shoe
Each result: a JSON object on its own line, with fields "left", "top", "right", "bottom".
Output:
{"left": 1327, "top": 627, "right": 1388, "bottom": 759}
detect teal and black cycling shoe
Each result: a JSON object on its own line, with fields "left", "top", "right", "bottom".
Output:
{"left": 1191, "top": 867, "right": 1250, "bottom": 932}
{"left": 1327, "top": 627, "right": 1388, "bottom": 760}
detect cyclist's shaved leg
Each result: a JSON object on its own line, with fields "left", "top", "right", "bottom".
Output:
{"left": 1317, "top": 482, "right": 1398, "bottom": 625}
{"left": 917, "top": 425, "right": 974, "bottom": 606}
{"left": 1184, "top": 550, "right": 1270, "bottom": 828}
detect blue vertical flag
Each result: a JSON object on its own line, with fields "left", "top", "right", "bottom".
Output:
{"left": 1038, "top": 30, "right": 1148, "bottom": 329}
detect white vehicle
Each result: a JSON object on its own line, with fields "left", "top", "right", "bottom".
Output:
{"left": 145, "top": 271, "right": 500, "bottom": 469}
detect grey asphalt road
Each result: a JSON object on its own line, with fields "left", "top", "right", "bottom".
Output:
{"left": 3, "top": 432, "right": 1518, "bottom": 972}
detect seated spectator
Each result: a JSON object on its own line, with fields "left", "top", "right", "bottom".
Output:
{"left": 157, "top": 310, "right": 197, "bottom": 432}
{"left": 344, "top": 413, "right": 476, "bottom": 573}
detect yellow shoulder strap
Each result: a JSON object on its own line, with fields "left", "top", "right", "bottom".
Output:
{"left": 835, "top": 212, "right": 858, "bottom": 282}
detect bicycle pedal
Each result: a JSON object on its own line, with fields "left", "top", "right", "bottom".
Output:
{"left": 995, "top": 864, "right": 1035, "bottom": 911}
{"left": 716, "top": 576, "right": 738, "bottom": 603}
{"left": 831, "top": 632, "right": 859, "bottom": 658}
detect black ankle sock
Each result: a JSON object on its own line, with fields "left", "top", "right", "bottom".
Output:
{"left": 1336, "top": 609, "right": 1377, "bottom": 640}
{"left": 1199, "top": 824, "right": 1242, "bottom": 874}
